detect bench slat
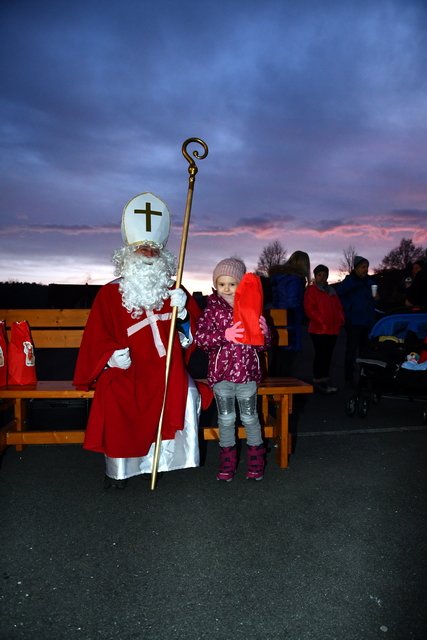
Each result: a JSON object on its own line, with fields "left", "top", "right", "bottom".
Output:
{"left": 1, "top": 308, "right": 89, "bottom": 349}
{"left": 6, "top": 430, "right": 86, "bottom": 445}
{"left": 265, "top": 308, "right": 288, "bottom": 346}
{"left": 0, "top": 381, "right": 94, "bottom": 399}
{"left": 0, "top": 309, "right": 90, "bottom": 327}
{"left": 24, "top": 329, "right": 84, "bottom": 349}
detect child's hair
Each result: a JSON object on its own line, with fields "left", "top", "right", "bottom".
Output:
{"left": 212, "top": 257, "right": 246, "bottom": 287}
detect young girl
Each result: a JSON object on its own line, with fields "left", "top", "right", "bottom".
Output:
{"left": 195, "top": 257, "right": 271, "bottom": 481}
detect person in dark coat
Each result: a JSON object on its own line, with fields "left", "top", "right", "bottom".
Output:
{"left": 269, "top": 250, "right": 310, "bottom": 375}
{"left": 336, "top": 255, "right": 378, "bottom": 383}
{"left": 405, "top": 260, "right": 427, "bottom": 308}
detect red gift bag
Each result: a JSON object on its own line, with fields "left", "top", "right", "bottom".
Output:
{"left": 0, "top": 320, "right": 7, "bottom": 387}
{"left": 7, "top": 321, "right": 37, "bottom": 385}
{"left": 233, "top": 273, "right": 264, "bottom": 346}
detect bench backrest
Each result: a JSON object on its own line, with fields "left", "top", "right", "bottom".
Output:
{"left": 0, "top": 307, "right": 288, "bottom": 350}
{"left": 0, "top": 309, "right": 90, "bottom": 349}
{"left": 265, "top": 308, "right": 288, "bottom": 346}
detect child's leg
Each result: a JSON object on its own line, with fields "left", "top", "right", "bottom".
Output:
{"left": 235, "top": 381, "right": 262, "bottom": 446}
{"left": 213, "top": 380, "right": 237, "bottom": 447}
{"left": 236, "top": 382, "right": 265, "bottom": 480}
{"left": 213, "top": 381, "right": 238, "bottom": 481}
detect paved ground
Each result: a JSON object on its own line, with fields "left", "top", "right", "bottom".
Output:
{"left": 1, "top": 329, "right": 426, "bottom": 640}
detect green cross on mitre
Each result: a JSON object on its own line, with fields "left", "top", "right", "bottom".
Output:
{"left": 134, "top": 202, "right": 162, "bottom": 232}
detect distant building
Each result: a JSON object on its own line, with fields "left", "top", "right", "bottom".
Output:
{"left": 0, "top": 283, "right": 100, "bottom": 309}
{"left": 1, "top": 283, "right": 208, "bottom": 310}
{"left": 0, "top": 282, "right": 49, "bottom": 308}
{"left": 47, "top": 284, "right": 101, "bottom": 308}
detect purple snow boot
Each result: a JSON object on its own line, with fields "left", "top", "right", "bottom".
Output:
{"left": 217, "top": 445, "right": 237, "bottom": 482}
{"left": 246, "top": 444, "right": 266, "bottom": 481}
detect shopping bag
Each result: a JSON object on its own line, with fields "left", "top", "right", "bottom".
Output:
{"left": 7, "top": 321, "right": 37, "bottom": 385}
{"left": 0, "top": 320, "right": 7, "bottom": 387}
{"left": 233, "top": 273, "right": 265, "bottom": 346}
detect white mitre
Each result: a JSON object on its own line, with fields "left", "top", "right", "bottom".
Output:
{"left": 121, "top": 192, "right": 171, "bottom": 249}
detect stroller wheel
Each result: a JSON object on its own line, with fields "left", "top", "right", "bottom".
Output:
{"left": 345, "top": 396, "right": 357, "bottom": 416}
{"left": 358, "top": 397, "right": 369, "bottom": 418}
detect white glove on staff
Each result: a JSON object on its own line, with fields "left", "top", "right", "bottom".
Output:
{"left": 107, "top": 348, "right": 131, "bottom": 369}
{"left": 169, "top": 288, "right": 188, "bottom": 320}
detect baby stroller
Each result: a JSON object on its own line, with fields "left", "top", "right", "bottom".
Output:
{"left": 345, "top": 312, "right": 427, "bottom": 423}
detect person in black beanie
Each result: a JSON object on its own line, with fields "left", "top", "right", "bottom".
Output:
{"left": 336, "top": 256, "right": 378, "bottom": 383}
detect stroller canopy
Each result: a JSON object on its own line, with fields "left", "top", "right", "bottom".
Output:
{"left": 369, "top": 313, "right": 427, "bottom": 341}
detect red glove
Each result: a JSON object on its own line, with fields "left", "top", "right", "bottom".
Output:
{"left": 225, "top": 321, "right": 244, "bottom": 344}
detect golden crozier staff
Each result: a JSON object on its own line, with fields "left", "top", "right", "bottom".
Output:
{"left": 151, "top": 138, "right": 208, "bottom": 490}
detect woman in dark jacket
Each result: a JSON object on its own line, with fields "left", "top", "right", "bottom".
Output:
{"left": 269, "top": 250, "right": 310, "bottom": 375}
{"left": 336, "top": 256, "right": 378, "bottom": 382}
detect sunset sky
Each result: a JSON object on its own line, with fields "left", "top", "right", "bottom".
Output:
{"left": 1, "top": 0, "right": 426, "bottom": 294}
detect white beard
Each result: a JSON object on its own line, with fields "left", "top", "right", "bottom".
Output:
{"left": 112, "top": 246, "right": 177, "bottom": 318}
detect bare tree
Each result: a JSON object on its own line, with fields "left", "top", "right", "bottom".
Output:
{"left": 377, "top": 238, "right": 426, "bottom": 271}
{"left": 256, "top": 241, "right": 287, "bottom": 277}
{"left": 338, "top": 244, "right": 357, "bottom": 277}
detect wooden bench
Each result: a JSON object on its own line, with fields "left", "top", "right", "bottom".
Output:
{"left": 0, "top": 309, "right": 92, "bottom": 453}
{"left": 0, "top": 308, "right": 313, "bottom": 468}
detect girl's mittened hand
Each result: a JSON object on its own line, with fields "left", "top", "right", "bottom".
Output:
{"left": 225, "top": 321, "right": 244, "bottom": 344}
{"left": 259, "top": 315, "right": 268, "bottom": 335}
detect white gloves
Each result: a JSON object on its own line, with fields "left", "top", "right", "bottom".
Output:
{"left": 107, "top": 347, "right": 131, "bottom": 369}
{"left": 169, "top": 288, "right": 188, "bottom": 320}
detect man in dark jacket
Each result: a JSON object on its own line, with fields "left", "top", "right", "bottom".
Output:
{"left": 336, "top": 256, "right": 378, "bottom": 382}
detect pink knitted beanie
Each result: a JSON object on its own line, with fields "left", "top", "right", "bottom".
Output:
{"left": 212, "top": 258, "right": 246, "bottom": 287}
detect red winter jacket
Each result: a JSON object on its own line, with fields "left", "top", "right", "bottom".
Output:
{"left": 304, "top": 284, "right": 344, "bottom": 335}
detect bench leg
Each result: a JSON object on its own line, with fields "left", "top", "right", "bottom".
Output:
{"left": 0, "top": 400, "right": 12, "bottom": 453}
{"left": 274, "top": 394, "right": 290, "bottom": 469}
{"left": 0, "top": 422, "right": 9, "bottom": 453}
{"left": 261, "top": 395, "right": 269, "bottom": 424}
{"left": 14, "top": 398, "right": 27, "bottom": 452}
